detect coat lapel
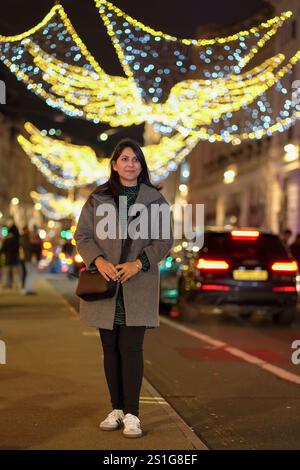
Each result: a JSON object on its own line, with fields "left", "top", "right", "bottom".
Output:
{"left": 91, "top": 183, "right": 163, "bottom": 259}
{"left": 127, "top": 183, "right": 162, "bottom": 226}
{"left": 91, "top": 183, "right": 162, "bottom": 226}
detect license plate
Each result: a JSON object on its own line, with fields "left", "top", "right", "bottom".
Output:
{"left": 233, "top": 269, "right": 268, "bottom": 281}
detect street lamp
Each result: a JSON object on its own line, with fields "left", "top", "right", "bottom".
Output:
{"left": 224, "top": 165, "right": 237, "bottom": 184}
{"left": 284, "top": 144, "right": 299, "bottom": 162}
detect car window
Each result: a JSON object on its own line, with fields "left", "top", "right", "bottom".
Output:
{"left": 202, "top": 232, "right": 288, "bottom": 260}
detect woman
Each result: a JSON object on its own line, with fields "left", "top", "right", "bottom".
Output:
{"left": 0, "top": 221, "right": 21, "bottom": 290}
{"left": 74, "top": 138, "right": 173, "bottom": 438}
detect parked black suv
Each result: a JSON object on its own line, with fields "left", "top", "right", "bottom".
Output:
{"left": 177, "top": 228, "right": 298, "bottom": 325}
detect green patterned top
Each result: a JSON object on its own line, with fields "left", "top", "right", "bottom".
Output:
{"left": 114, "top": 182, "right": 150, "bottom": 325}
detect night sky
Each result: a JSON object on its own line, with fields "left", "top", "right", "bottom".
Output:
{"left": 0, "top": 0, "right": 268, "bottom": 152}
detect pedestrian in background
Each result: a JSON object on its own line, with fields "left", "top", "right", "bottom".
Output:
{"left": 30, "top": 227, "right": 43, "bottom": 263}
{"left": 20, "top": 225, "right": 37, "bottom": 295}
{"left": 0, "top": 220, "right": 21, "bottom": 290}
{"left": 281, "top": 228, "right": 292, "bottom": 251}
{"left": 75, "top": 138, "right": 174, "bottom": 438}
{"left": 290, "top": 233, "right": 300, "bottom": 267}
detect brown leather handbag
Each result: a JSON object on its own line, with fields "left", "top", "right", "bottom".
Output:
{"left": 76, "top": 235, "right": 134, "bottom": 301}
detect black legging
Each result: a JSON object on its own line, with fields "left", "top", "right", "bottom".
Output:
{"left": 99, "top": 325, "right": 146, "bottom": 417}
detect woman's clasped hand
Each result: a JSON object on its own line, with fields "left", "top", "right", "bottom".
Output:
{"left": 95, "top": 256, "right": 140, "bottom": 283}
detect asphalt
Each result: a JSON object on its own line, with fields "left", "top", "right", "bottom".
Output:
{"left": 0, "top": 275, "right": 206, "bottom": 450}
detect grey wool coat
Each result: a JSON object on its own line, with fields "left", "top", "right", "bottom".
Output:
{"left": 74, "top": 182, "right": 174, "bottom": 330}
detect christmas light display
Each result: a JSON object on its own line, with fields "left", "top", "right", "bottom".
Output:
{"left": 95, "top": 0, "right": 293, "bottom": 102}
{"left": 18, "top": 122, "right": 108, "bottom": 188}
{"left": 175, "top": 50, "right": 300, "bottom": 144}
{"left": 30, "top": 189, "right": 84, "bottom": 220}
{"left": 0, "top": 1, "right": 299, "bottom": 140}
{"left": 18, "top": 122, "right": 199, "bottom": 187}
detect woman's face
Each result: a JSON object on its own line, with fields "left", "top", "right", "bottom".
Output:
{"left": 112, "top": 146, "right": 142, "bottom": 186}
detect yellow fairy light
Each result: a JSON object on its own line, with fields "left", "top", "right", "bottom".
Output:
{"left": 18, "top": 122, "right": 199, "bottom": 186}
{"left": 18, "top": 122, "right": 109, "bottom": 188}
{"left": 95, "top": 0, "right": 292, "bottom": 47}
{"left": 0, "top": 1, "right": 299, "bottom": 145}
{"left": 96, "top": 0, "right": 292, "bottom": 85}
{"left": 0, "top": 7, "right": 59, "bottom": 42}
{"left": 184, "top": 108, "right": 300, "bottom": 144}
{"left": 13, "top": 39, "right": 299, "bottom": 133}
{"left": 31, "top": 190, "right": 85, "bottom": 220}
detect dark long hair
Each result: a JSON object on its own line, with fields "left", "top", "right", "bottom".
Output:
{"left": 94, "top": 138, "right": 161, "bottom": 199}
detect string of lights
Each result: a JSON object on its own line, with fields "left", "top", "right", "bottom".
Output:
{"left": 95, "top": 0, "right": 292, "bottom": 46}
{"left": 17, "top": 122, "right": 199, "bottom": 187}
{"left": 0, "top": 1, "right": 299, "bottom": 154}
{"left": 95, "top": 0, "right": 292, "bottom": 102}
{"left": 17, "top": 122, "right": 110, "bottom": 189}
{"left": 30, "top": 190, "right": 84, "bottom": 220}
{"left": 4, "top": 28, "right": 299, "bottom": 135}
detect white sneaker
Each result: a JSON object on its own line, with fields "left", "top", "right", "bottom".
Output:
{"left": 99, "top": 409, "right": 124, "bottom": 431}
{"left": 123, "top": 413, "right": 143, "bottom": 438}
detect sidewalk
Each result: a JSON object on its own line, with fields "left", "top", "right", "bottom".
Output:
{"left": 0, "top": 275, "right": 206, "bottom": 450}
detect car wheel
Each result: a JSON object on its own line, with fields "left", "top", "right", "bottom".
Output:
{"left": 272, "top": 307, "right": 296, "bottom": 326}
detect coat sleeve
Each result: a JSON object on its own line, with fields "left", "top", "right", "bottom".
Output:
{"left": 74, "top": 197, "right": 105, "bottom": 269}
{"left": 142, "top": 196, "right": 174, "bottom": 266}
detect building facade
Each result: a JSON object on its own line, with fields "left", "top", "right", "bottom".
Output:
{"left": 0, "top": 112, "right": 55, "bottom": 230}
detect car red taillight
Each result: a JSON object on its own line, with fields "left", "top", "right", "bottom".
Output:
{"left": 272, "top": 286, "right": 297, "bottom": 292}
{"left": 231, "top": 229, "right": 260, "bottom": 241}
{"left": 199, "top": 284, "right": 230, "bottom": 291}
{"left": 195, "top": 259, "right": 230, "bottom": 270}
{"left": 271, "top": 261, "right": 298, "bottom": 272}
